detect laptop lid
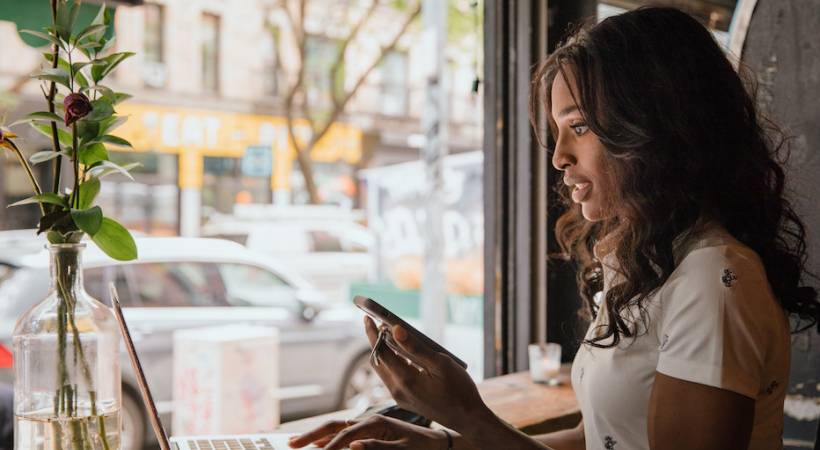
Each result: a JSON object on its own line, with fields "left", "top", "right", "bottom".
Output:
{"left": 110, "top": 283, "right": 173, "bottom": 450}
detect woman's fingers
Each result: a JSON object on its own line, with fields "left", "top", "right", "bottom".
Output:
{"left": 323, "top": 417, "right": 394, "bottom": 450}
{"left": 391, "top": 325, "right": 442, "bottom": 368}
{"left": 364, "top": 315, "right": 379, "bottom": 346}
{"left": 350, "top": 439, "right": 403, "bottom": 450}
{"left": 287, "top": 420, "right": 351, "bottom": 448}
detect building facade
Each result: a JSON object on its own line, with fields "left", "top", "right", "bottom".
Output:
{"left": 0, "top": 0, "right": 483, "bottom": 235}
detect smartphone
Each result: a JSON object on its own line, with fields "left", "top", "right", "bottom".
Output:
{"left": 353, "top": 295, "right": 468, "bottom": 369}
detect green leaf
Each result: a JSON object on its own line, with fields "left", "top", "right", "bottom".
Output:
{"left": 92, "top": 3, "right": 108, "bottom": 28}
{"left": 33, "top": 123, "right": 72, "bottom": 147}
{"left": 90, "top": 52, "right": 135, "bottom": 83}
{"left": 75, "top": 71, "right": 89, "bottom": 89}
{"left": 84, "top": 84, "right": 115, "bottom": 100}
{"left": 85, "top": 99, "right": 114, "bottom": 122}
{"left": 98, "top": 134, "right": 132, "bottom": 148}
{"left": 56, "top": 1, "right": 81, "bottom": 41}
{"left": 71, "top": 206, "right": 103, "bottom": 236}
{"left": 79, "top": 143, "right": 108, "bottom": 166}
{"left": 9, "top": 193, "right": 68, "bottom": 208}
{"left": 19, "top": 29, "right": 63, "bottom": 48}
{"left": 99, "top": 116, "right": 127, "bottom": 135}
{"left": 34, "top": 68, "right": 70, "bottom": 88}
{"left": 9, "top": 111, "right": 63, "bottom": 126}
{"left": 113, "top": 93, "right": 132, "bottom": 104}
{"left": 92, "top": 218, "right": 137, "bottom": 261}
{"left": 28, "top": 111, "right": 63, "bottom": 122}
{"left": 74, "top": 24, "right": 108, "bottom": 45}
{"left": 30, "top": 150, "right": 71, "bottom": 164}
{"left": 78, "top": 177, "right": 100, "bottom": 210}
{"left": 77, "top": 40, "right": 102, "bottom": 50}
{"left": 77, "top": 120, "right": 100, "bottom": 143}
{"left": 86, "top": 160, "right": 138, "bottom": 180}
{"left": 71, "top": 61, "right": 91, "bottom": 73}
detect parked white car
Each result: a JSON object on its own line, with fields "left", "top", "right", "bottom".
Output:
{"left": 0, "top": 237, "right": 386, "bottom": 450}
{"left": 203, "top": 221, "right": 377, "bottom": 303}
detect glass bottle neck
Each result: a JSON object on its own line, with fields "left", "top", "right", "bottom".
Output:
{"left": 48, "top": 244, "right": 86, "bottom": 296}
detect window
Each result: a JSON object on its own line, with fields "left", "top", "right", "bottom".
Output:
{"left": 309, "top": 230, "right": 343, "bottom": 252}
{"left": 305, "top": 35, "right": 343, "bottom": 110}
{"left": 262, "top": 25, "right": 282, "bottom": 96}
{"left": 218, "top": 263, "right": 297, "bottom": 308}
{"left": 95, "top": 152, "right": 179, "bottom": 235}
{"left": 379, "top": 50, "right": 408, "bottom": 116}
{"left": 85, "top": 266, "right": 132, "bottom": 307}
{"left": 202, "top": 156, "right": 272, "bottom": 218}
{"left": 143, "top": 4, "right": 164, "bottom": 63}
{"left": 125, "top": 262, "right": 228, "bottom": 307}
{"left": 201, "top": 13, "right": 220, "bottom": 93}
{"left": 142, "top": 3, "right": 166, "bottom": 88}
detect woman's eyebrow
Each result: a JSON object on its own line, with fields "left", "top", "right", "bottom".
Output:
{"left": 556, "top": 105, "right": 580, "bottom": 118}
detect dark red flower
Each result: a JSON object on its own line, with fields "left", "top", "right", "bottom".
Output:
{"left": 63, "top": 93, "right": 93, "bottom": 126}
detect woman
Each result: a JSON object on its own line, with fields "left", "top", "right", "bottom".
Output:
{"left": 289, "top": 7, "right": 819, "bottom": 450}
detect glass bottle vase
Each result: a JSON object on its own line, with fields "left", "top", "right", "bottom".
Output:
{"left": 13, "top": 243, "right": 121, "bottom": 450}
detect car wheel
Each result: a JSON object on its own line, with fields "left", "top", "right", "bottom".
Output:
{"left": 121, "top": 390, "right": 146, "bottom": 450}
{"left": 340, "top": 353, "right": 391, "bottom": 410}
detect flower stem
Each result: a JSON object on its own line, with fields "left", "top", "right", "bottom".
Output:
{"left": 48, "top": 0, "right": 63, "bottom": 195}
{"left": 71, "top": 123, "right": 79, "bottom": 209}
{"left": 7, "top": 140, "right": 45, "bottom": 215}
{"left": 53, "top": 249, "right": 113, "bottom": 450}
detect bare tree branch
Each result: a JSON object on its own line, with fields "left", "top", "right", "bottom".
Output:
{"left": 328, "top": 0, "right": 382, "bottom": 110}
{"left": 285, "top": 0, "right": 308, "bottom": 156}
{"left": 309, "top": 1, "right": 421, "bottom": 151}
{"left": 282, "top": 0, "right": 421, "bottom": 203}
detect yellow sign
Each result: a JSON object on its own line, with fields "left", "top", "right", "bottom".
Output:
{"left": 115, "top": 103, "right": 362, "bottom": 189}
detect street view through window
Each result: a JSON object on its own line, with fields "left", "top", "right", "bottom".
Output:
{"left": 0, "top": 1, "right": 484, "bottom": 449}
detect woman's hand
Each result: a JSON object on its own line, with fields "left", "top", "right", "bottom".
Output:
{"left": 287, "top": 414, "right": 448, "bottom": 450}
{"left": 362, "top": 316, "right": 489, "bottom": 431}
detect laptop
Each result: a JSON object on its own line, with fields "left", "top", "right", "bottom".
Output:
{"left": 109, "top": 284, "right": 319, "bottom": 450}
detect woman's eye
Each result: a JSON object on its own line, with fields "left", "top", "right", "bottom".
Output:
{"left": 570, "top": 123, "right": 589, "bottom": 136}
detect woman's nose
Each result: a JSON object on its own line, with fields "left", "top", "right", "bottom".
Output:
{"left": 551, "top": 142, "right": 575, "bottom": 171}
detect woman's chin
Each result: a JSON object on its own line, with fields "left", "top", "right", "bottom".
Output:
{"left": 580, "top": 202, "right": 605, "bottom": 222}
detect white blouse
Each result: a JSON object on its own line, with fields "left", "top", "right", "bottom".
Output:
{"left": 570, "top": 224, "right": 790, "bottom": 450}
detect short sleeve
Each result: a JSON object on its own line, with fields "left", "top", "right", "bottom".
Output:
{"left": 655, "top": 244, "right": 781, "bottom": 399}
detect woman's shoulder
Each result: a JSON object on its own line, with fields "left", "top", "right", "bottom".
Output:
{"left": 663, "top": 223, "right": 780, "bottom": 315}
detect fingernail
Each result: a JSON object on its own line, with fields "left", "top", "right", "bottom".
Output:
{"left": 394, "top": 325, "right": 406, "bottom": 341}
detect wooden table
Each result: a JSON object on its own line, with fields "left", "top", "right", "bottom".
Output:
{"left": 477, "top": 370, "right": 580, "bottom": 435}
{"left": 279, "top": 369, "right": 580, "bottom": 436}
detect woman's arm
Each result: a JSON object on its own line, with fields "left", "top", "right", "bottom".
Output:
{"left": 451, "top": 417, "right": 584, "bottom": 450}
{"left": 436, "top": 404, "right": 559, "bottom": 450}
{"left": 533, "top": 419, "right": 585, "bottom": 450}
{"left": 648, "top": 372, "right": 754, "bottom": 450}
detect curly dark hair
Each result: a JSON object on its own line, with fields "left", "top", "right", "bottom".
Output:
{"left": 531, "top": 7, "right": 819, "bottom": 348}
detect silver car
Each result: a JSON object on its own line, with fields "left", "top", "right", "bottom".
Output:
{"left": 0, "top": 237, "right": 386, "bottom": 450}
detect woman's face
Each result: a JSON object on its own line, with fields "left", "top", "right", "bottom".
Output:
{"left": 550, "top": 70, "right": 611, "bottom": 222}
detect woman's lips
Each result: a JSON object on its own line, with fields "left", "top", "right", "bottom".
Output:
{"left": 571, "top": 182, "right": 592, "bottom": 203}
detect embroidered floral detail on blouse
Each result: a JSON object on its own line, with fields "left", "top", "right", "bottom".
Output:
{"left": 604, "top": 435, "right": 617, "bottom": 449}
{"left": 659, "top": 334, "right": 670, "bottom": 351}
{"left": 765, "top": 380, "right": 780, "bottom": 395}
{"left": 721, "top": 268, "right": 738, "bottom": 287}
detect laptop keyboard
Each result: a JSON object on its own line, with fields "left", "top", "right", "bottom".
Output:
{"left": 185, "top": 438, "right": 276, "bottom": 450}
